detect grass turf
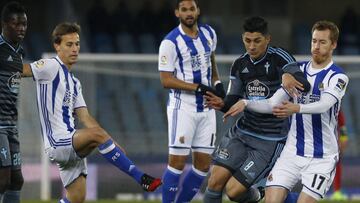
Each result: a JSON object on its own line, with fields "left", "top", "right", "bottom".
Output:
{"left": 23, "top": 200, "right": 360, "bottom": 203}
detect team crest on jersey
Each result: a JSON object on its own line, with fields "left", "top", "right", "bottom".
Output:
{"left": 160, "top": 56, "right": 167, "bottom": 66}
{"left": 335, "top": 78, "right": 346, "bottom": 91}
{"left": 7, "top": 72, "right": 21, "bottom": 94}
{"left": 34, "top": 60, "right": 45, "bottom": 68}
{"left": 318, "top": 82, "right": 324, "bottom": 91}
{"left": 246, "top": 80, "right": 270, "bottom": 100}
{"left": 268, "top": 173, "right": 273, "bottom": 182}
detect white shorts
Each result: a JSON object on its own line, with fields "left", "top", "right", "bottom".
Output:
{"left": 167, "top": 107, "right": 216, "bottom": 155}
{"left": 45, "top": 132, "right": 88, "bottom": 187}
{"left": 266, "top": 148, "right": 338, "bottom": 200}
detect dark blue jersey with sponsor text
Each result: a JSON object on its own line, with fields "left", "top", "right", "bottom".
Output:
{"left": 0, "top": 35, "right": 24, "bottom": 127}
{"left": 227, "top": 46, "right": 299, "bottom": 139}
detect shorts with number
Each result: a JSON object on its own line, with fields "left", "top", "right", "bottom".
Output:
{"left": 46, "top": 133, "right": 88, "bottom": 187}
{"left": 266, "top": 147, "right": 338, "bottom": 200}
{"left": 167, "top": 107, "right": 216, "bottom": 155}
{"left": 213, "top": 126, "right": 285, "bottom": 188}
{"left": 0, "top": 128, "right": 21, "bottom": 170}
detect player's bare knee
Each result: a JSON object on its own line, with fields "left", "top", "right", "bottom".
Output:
{"left": 92, "top": 127, "right": 109, "bottom": 144}
{"left": 207, "top": 174, "right": 224, "bottom": 191}
{"left": 193, "top": 163, "right": 210, "bottom": 172}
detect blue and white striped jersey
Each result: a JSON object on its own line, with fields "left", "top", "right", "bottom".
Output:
{"left": 30, "top": 56, "right": 86, "bottom": 149}
{"left": 286, "top": 61, "right": 349, "bottom": 158}
{"left": 158, "top": 24, "right": 217, "bottom": 112}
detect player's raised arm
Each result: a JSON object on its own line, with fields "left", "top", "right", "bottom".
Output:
{"left": 22, "top": 63, "right": 32, "bottom": 77}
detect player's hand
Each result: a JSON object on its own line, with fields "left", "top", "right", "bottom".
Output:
{"left": 204, "top": 91, "right": 224, "bottom": 110}
{"left": 282, "top": 73, "right": 303, "bottom": 97}
{"left": 272, "top": 101, "right": 300, "bottom": 118}
{"left": 222, "top": 100, "right": 246, "bottom": 122}
{"left": 215, "top": 83, "right": 226, "bottom": 98}
{"left": 196, "top": 84, "right": 222, "bottom": 97}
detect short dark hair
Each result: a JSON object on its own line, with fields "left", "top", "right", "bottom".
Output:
{"left": 243, "top": 16, "right": 269, "bottom": 35}
{"left": 176, "top": 0, "right": 199, "bottom": 9}
{"left": 52, "top": 22, "right": 81, "bottom": 44}
{"left": 311, "top": 20, "right": 339, "bottom": 43}
{"left": 1, "top": 1, "right": 26, "bottom": 23}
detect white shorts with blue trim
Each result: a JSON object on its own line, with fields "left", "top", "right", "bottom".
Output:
{"left": 266, "top": 147, "right": 338, "bottom": 200}
{"left": 45, "top": 132, "right": 88, "bottom": 187}
{"left": 167, "top": 107, "right": 216, "bottom": 155}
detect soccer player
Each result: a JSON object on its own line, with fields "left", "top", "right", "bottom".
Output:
{"left": 0, "top": 2, "right": 27, "bottom": 203}
{"left": 158, "top": 0, "right": 226, "bottom": 202}
{"left": 21, "top": 22, "right": 161, "bottom": 203}
{"left": 222, "top": 20, "right": 348, "bottom": 203}
{"left": 203, "top": 16, "right": 310, "bottom": 203}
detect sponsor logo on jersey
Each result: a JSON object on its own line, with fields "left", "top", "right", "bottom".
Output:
{"left": 241, "top": 67, "right": 249, "bottom": 73}
{"left": 246, "top": 80, "right": 270, "bottom": 100}
{"left": 7, "top": 72, "right": 21, "bottom": 93}
{"left": 7, "top": 55, "right": 13, "bottom": 62}
{"left": 63, "top": 89, "right": 77, "bottom": 107}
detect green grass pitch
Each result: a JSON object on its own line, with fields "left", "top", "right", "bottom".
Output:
{"left": 23, "top": 200, "right": 360, "bottom": 203}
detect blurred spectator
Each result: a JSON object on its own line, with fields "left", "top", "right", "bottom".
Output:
{"left": 338, "top": 7, "right": 360, "bottom": 54}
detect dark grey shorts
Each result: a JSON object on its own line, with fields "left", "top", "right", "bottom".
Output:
{"left": 213, "top": 126, "right": 285, "bottom": 188}
{"left": 0, "top": 128, "right": 21, "bottom": 169}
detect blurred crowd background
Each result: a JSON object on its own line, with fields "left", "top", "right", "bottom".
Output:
{"left": 3, "top": 0, "right": 360, "bottom": 59}
{"left": 1, "top": 0, "right": 360, "bottom": 200}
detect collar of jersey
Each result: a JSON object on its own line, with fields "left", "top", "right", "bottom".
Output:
{"left": 178, "top": 24, "right": 199, "bottom": 41}
{"left": 246, "top": 46, "right": 269, "bottom": 65}
{"left": 305, "top": 60, "right": 334, "bottom": 76}
{"left": 0, "top": 34, "right": 21, "bottom": 53}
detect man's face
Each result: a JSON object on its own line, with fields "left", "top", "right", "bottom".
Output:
{"left": 2, "top": 13, "right": 27, "bottom": 44}
{"left": 311, "top": 29, "right": 336, "bottom": 64}
{"left": 175, "top": 0, "right": 200, "bottom": 29}
{"left": 242, "top": 32, "right": 270, "bottom": 60}
{"left": 54, "top": 33, "right": 80, "bottom": 67}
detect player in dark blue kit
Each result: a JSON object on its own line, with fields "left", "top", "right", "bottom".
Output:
{"left": 203, "top": 16, "right": 310, "bottom": 203}
{"left": 0, "top": 2, "right": 27, "bottom": 203}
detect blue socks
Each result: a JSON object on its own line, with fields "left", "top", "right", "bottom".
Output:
{"left": 3, "top": 190, "right": 20, "bottom": 203}
{"left": 59, "top": 197, "right": 71, "bottom": 203}
{"left": 285, "top": 192, "right": 300, "bottom": 203}
{"left": 98, "top": 139, "right": 144, "bottom": 183}
{"left": 162, "top": 166, "right": 182, "bottom": 203}
{"left": 175, "top": 167, "right": 207, "bottom": 203}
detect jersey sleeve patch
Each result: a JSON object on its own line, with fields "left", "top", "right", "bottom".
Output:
{"left": 335, "top": 78, "right": 346, "bottom": 92}
{"left": 34, "top": 60, "right": 45, "bottom": 68}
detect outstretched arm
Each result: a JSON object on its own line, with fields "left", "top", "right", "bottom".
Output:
{"left": 223, "top": 88, "right": 290, "bottom": 121}
{"left": 272, "top": 93, "right": 337, "bottom": 118}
